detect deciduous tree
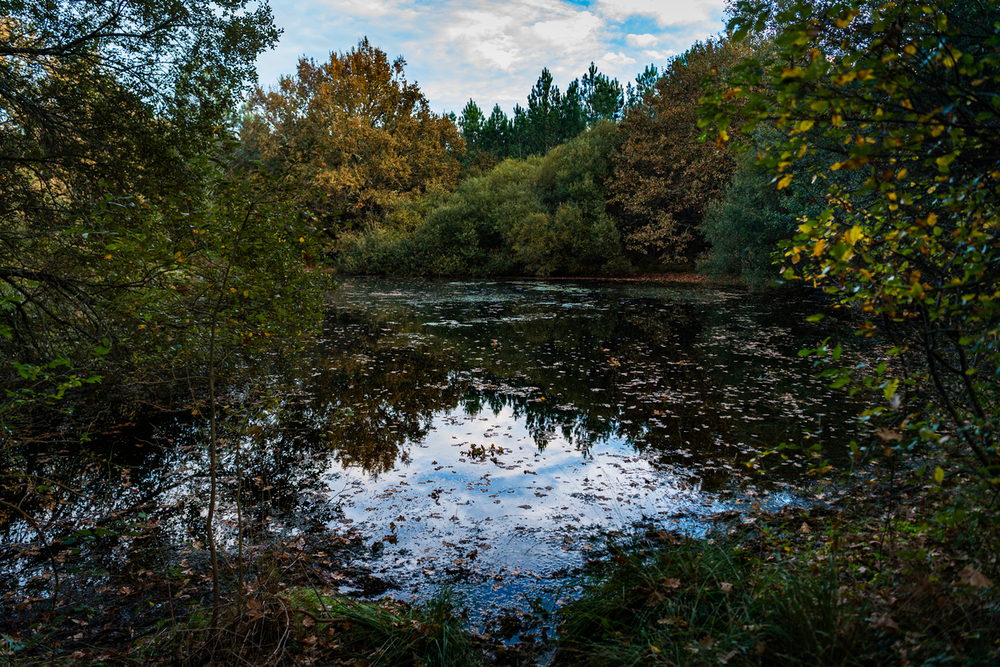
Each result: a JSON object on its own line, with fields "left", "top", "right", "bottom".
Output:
{"left": 609, "top": 39, "right": 747, "bottom": 264}
{"left": 701, "top": 0, "right": 1000, "bottom": 494}
{"left": 0, "top": 0, "right": 280, "bottom": 366}
{"left": 244, "top": 38, "right": 464, "bottom": 228}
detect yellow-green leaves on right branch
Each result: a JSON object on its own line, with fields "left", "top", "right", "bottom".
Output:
{"left": 701, "top": 0, "right": 1000, "bottom": 495}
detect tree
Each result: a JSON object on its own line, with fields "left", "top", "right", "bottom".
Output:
{"left": 1, "top": 0, "right": 279, "bottom": 368}
{"left": 481, "top": 104, "right": 510, "bottom": 156}
{"left": 458, "top": 98, "right": 501, "bottom": 172}
{"left": 527, "top": 67, "right": 563, "bottom": 154}
{"left": 244, "top": 38, "right": 464, "bottom": 228}
{"left": 609, "top": 39, "right": 747, "bottom": 264}
{"left": 560, "top": 79, "right": 588, "bottom": 141}
{"left": 698, "top": 142, "right": 821, "bottom": 288}
{"left": 581, "top": 62, "right": 625, "bottom": 123}
{"left": 459, "top": 99, "right": 485, "bottom": 146}
{"left": 626, "top": 64, "right": 660, "bottom": 109}
{"left": 701, "top": 0, "right": 1000, "bottom": 494}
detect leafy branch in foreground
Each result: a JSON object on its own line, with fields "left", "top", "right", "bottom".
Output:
{"left": 701, "top": 0, "right": 1000, "bottom": 508}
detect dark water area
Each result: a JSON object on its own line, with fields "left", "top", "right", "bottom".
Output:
{"left": 1, "top": 278, "right": 876, "bottom": 625}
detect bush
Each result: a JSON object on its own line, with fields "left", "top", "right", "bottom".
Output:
{"left": 335, "top": 122, "right": 630, "bottom": 277}
{"left": 698, "top": 150, "right": 817, "bottom": 289}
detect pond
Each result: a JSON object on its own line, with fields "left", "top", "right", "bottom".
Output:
{"left": 1, "top": 277, "right": 873, "bottom": 626}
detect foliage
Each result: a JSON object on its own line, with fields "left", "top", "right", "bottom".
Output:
{"left": 701, "top": 0, "right": 1000, "bottom": 501}
{"left": 555, "top": 531, "right": 869, "bottom": 667}
{"left": 244, "top": 37, "right": 465, "bottom": 229}
{"left": 0, "top": 0, "right": 280, "bottom": 369}
{"left": 698, "top": 144, "right": 822, "bottom": 288}
{"left": 335, "top": 122, "right": 628, "bottom": 277}
{"left": 511, "top": 120, "right": 627, "bottom": 275}
{"left": 413, "top": 158, "right": 545, "bottom": 275}
{"left": 457, "top": 63, "right": 629, "bottom": 164}
{"left": 581, "top": 62, "right": 626, "bottom": 123}
{"left": 609, "top": 39, "right": 748, "bottom": 265}
{"left": 556, "top": 504, "right": 1000, "bottom": 667}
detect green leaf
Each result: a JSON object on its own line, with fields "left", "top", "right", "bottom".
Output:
{"left": 934, "top": 467, "right": 944, "bottom": 484}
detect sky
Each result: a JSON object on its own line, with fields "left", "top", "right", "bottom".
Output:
{"left": 255, "top": 0, "right": 729, "bottom": 115}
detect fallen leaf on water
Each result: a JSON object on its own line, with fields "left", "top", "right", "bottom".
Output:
{"left": 876, "top": 428, "right": 903, "bottom": 442}
{"left": 800, "top": 522, "right": 811, "bottom": 534}
{"left": 719, "top": 582, "right": 733, "bottom": 592}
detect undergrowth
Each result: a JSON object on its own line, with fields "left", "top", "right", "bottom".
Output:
{"left": 553, "top": 492, "right": 1000, "bottom": 667}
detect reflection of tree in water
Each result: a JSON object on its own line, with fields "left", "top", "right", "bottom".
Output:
{"left": 299, "top": 309, "right": 469, "bottom": 477}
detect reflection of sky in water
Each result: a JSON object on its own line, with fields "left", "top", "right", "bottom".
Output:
{"left": 310, "top": 278, "right": 866, "bottom": 620}
{"left": 323, "top": 404, "right": 802, "bottom": 620}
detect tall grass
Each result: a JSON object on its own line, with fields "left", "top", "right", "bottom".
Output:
{"left": 554, "top": 532, "right": 878, "bottom": 667}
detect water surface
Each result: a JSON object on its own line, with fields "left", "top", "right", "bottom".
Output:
{"left": 1, "top": 278, "right": 870, "bottom": 623}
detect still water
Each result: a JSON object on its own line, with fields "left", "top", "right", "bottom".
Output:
{"left": 2, "top": 278, "right": 871, "bottom": 621}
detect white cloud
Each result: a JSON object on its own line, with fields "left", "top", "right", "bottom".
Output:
{"left": 323, "top": 0, "right": 393, "bottom": 18}
{"left": 642, "top": 49, "right": 676, "bottom": 62}
{"left": 596, "top": 0, "right": 726, "bottom": 27}
{"left": 256, "top": 1, "right": 729, "bottom": 114}
{"left": 531, "top": 11, "right": 603, "bottom": 45}
{"left": 598, "top": 51, "right": 636, "bottom": 67}
{"left": 626, "top": 33, "right": 659, "bottom": 48}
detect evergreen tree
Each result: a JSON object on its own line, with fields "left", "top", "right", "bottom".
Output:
{"left": 626, "top": 64, "right": 660, "bottom": 109}
{"left": 459, "top": 99, "right": 485, "bottom": 147}
{"left": 511, "top": 104, "right": 529, "bottom": 158}
{"left": 481, "top": 104, "right": 509, "bottom": 156}
{"left": 559, "top": 79, "right": 588, "bottom": 143}
{"left": 526, "top": 68, "right": 562, "bottom": 153}
{"left": 581, "top": 62, "right": 624, "bottom": 123}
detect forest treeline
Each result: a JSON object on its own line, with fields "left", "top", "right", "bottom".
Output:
{"left": 243, "top": 36, "right": 778, "bottom": 281}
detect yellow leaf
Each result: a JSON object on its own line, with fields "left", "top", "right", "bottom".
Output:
{"left": 812, "top": 238, "right": 826, "bottom": 256}
{"left": 936, "top": 153, "right": 957, "bottom": 170}
{"left": 934, "top": 466, "right": 944, "bottom": 483}
{"left": 104, "top": 254, "right": 112, "bottom": 260}
{"left": 777, "top": 174, "right": 793, "bottom": 189}
{"left": 833, "top": 11, "right": 857, "bottom": 28}
{"left": 904, "top": 43, "right": 917, "bottom": 56}
{"left": 797, "top": 120, "right": 814, "bottom": 132}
